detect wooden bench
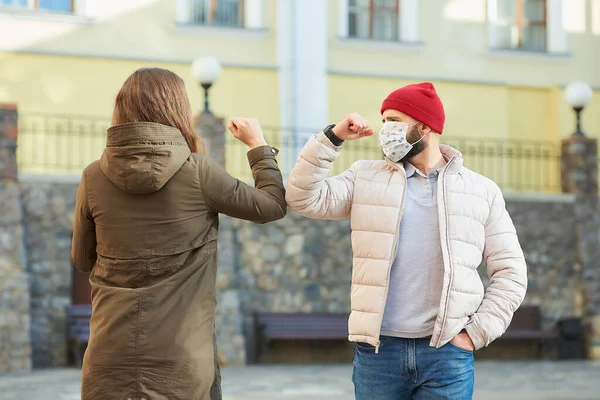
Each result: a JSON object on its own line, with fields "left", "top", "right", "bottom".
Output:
{"left": 251, "top": 312, "right": 349, "bottom": 364}
{"left": 497, "top": 305, "right": 559, "bottom": 358}
{"left": 66, "top": 304, "right": 92, "bottom": 367}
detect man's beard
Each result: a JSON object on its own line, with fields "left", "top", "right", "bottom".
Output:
{"left": 402, "top": 124, "right": 427, "bottom": 160}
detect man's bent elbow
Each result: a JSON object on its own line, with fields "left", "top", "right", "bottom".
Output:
{"left": 285, "top": 188, "right": 315, "bottom": 217}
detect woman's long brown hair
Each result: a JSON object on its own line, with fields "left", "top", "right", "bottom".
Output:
{"left": 112, "top": 67, "right": 205, "bottom": 154}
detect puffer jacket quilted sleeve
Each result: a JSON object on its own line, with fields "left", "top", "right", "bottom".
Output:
{"left": 286, "top": 132, "right": 357, "bottom": 220}
{"left": 464, "top": 185, "right": 528, "bottom": 350}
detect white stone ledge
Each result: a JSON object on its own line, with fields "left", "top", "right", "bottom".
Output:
{"left": 327, "top": 69, "right": 507, "bottom": 87}
{"left": 173, "top": 24, "right": 269, "bottom": 40}
{"left": 487, "top": 49, "right": 572, "bottom": 63}
{"left": 333, "top": 37, "right": 424, "bottom": 54}
{"left": 504, "top": 192, "right": 576, "bottom": 204}
{"left": 18, "top": 173, "right": 80, "bottom": 185}
{"left": 0, "top": 8, "right": 94, "bottom": 25}
{"left": 6, "top": 49, "right": 278, "bottom": 71}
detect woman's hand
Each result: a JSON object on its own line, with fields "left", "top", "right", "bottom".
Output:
{"left": 228, "top": 118, "right": 268, "bottom": 150}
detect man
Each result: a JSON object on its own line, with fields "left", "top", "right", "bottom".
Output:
{"left": 285, "top": 82, "right": 527, "bottom": 399}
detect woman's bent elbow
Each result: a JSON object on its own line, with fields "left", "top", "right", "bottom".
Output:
{"left": 258, "top": 203, "right": 287, "bottom": 223}
{"left": 272, "top": 203, "right": 288, "bottom": 221}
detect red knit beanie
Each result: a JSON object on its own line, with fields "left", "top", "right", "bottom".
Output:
{"left": 380, "top": 82, "right": 445, "bottom": 134}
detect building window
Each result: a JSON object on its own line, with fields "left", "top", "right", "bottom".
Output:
{"left": 489, "top": 0, "right": 547, "bottom": 52}
{"left": 348, "top": 0, "right": 399, "bottom": 41}
{"left": 1, "top": 0, "right": 73, "bottom": 13}
{"left": 188, "top": 0, "right": 244, "bottom": 28}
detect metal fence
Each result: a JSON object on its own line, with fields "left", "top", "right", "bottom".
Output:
{"left": 17, "top": 113, "right": 562, "bottom": 193}
{"left": 17, "top": 113, "right": 110, "bottom": 175}
{"left": 226, "top": 127, "right": 562, "bottom": 194}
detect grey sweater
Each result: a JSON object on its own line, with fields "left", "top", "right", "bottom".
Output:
{"left": 381, "top": 161, "right": 446, "bottom": 338}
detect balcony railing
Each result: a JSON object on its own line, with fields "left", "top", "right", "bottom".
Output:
{"left": 17, "top": 113, "right": 562, "bottom": 194}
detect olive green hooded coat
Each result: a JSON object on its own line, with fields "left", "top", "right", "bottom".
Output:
{"left": 71, "top": 122, "right": 286, "bottom": 400}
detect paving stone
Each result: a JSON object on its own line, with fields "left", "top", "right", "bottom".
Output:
{"left": 0, "top": 362, "right": 599, "bottom": 400}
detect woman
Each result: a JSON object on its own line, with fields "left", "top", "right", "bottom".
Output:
{"left": 70, "top": 67, "right": 286, "bottom": 400}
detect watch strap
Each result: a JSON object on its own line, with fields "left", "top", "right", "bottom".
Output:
{"left": 323, "top": 124, "right": 344, "bottom": 147}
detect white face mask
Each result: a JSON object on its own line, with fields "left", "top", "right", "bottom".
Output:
{"left": 378, "top": 121, "right": 424, "bottom": 162}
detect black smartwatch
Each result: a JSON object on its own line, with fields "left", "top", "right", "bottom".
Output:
{"left": 323, "top": 123, "right": 344, "bottom": 147}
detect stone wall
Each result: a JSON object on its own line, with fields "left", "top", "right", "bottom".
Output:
{"left": 214, "top": 216, "right": 246, "bottom": 366}
{"left": 233, "top": 215, "right": 353, "bottom": 314}
{"left": 19, "top": 178, "right": 78, "bottom": 367}
{"left": 503, "top": 194, "right": 580, "bottom": 326}
{"left": 0, "top": 105, "right": 32, "bottom": 373}
{"left": 230, "top": 214, "right": 354, "bottom": 364}
{"left": 0, "top": 180, "right": 31, "bottom": 373}
{"left": 216, "top": 193, "right": 581, "bottom": 363}
{"left": 11, "top": 178, "right": 251, "bottom": 368}
{"left": 561, "top": 137, "right": 600, "bottom": 358}
{"left": 0, "top": 176, "right": 588, "bottom": 368}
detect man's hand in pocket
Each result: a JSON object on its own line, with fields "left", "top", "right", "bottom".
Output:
{"left": 450, "top": 330, "right": 475, "bottom": 351}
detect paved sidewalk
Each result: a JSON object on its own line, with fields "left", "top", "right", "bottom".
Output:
{"left": 0, "top": 361, "right": 599, "bottom": 400}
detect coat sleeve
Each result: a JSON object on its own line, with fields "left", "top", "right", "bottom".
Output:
{"left": 71, "top": 170, "right": 97, "bottom": 273}
{"left": 199, "top": 145, "right": 287, "bottom": 223}
{"left": 285, "top": 132, "right": 356, "bottom": 220}
{"left": 464, "top": 186, "right": 528, "bottom": 350}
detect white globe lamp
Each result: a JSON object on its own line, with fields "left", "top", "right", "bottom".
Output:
{"left": 192, "top": 56, "right": 222, "bottom": 114}
{"left": 564, "top": 81, "right": 593, "bottom": 136}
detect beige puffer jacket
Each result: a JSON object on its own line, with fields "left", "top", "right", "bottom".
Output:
{"left": 286, "top": 132, "right": 527, "bottom": 352}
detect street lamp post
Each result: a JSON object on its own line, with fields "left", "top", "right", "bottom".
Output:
{"left": 191, "top": 56, "right": 226, "bottom": 167}
{"left": 561, "top": 81, "right": 600, "bottom": 361}
{"left": 564, "top": 81, "right": 593, "bottom": 137}
{"left": 191, "top": 56, "right": 222, "bottom": 115}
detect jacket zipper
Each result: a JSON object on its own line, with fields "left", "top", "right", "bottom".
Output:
{"left": 375, "top": 160, "right": 407, "bottom": 354}
{"left": 433, "top": 158, "right": 456, "bottom": 347}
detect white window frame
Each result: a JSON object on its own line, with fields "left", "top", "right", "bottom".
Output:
{"left": 487, "top": 0, "right": 567, "bottom": 54}
{"left": 338, "top": 0, "right": 419, "bottom": 43}
{"left": 1, "top": 0, "right": 75, "bottom": 14}
{"left": 176, "top": 0, "right": 263, "bottom": 29}
{"left": 593, "top": 0, "right": 600, "bottom": 36}
{"left": 0, "top": 0, "right": 92, "bottom": 22}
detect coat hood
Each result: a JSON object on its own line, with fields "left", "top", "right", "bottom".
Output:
{"left": 100, "top": 122, "right": 192, "bottom": 195}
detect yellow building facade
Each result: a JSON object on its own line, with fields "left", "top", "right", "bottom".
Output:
{"left": 1, "top": 0, "right": 599, "bottom": 191}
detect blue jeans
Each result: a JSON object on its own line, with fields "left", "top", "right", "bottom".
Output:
{"left": 352, "top": 336, "right": 474, "bottom": 400}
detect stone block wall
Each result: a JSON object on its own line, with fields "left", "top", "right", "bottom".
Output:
{"left": 561, "top": 137, "right": 600, "bottom": 358}
{"left": 19, "top": 179, "right": 78, "bottom": 367}
{"left": 214, "top": 216, "right": 246, "bottom": 366}
{"left": 233, "top": 215, "right": 353, "bottom": 314}
{"left": 4, "top": 176, "right": 587, "bottom": 367}
{"left": 12, "top": 179, "right": 251, "bottom": 367}
{"left": 230, "top": 214, "right": 354, "bottom": 364}
{"left": 1, "top": 109, "right": 598, "bottom": 371}
{"left": 504, "top": 194, "right": 580, "bottom": 326}
{"left": 0, "top": 105, "right": 32, "bottom": 373}
{"left": 0, "top": 180, "right": 31, "bottom": 373}
{"left": 215, "top": 194, "right": 581, "bottom": 364}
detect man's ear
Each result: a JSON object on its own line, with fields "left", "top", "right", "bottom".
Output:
{"left": 420, "top": 123, "right": 432, "bottom": 135}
